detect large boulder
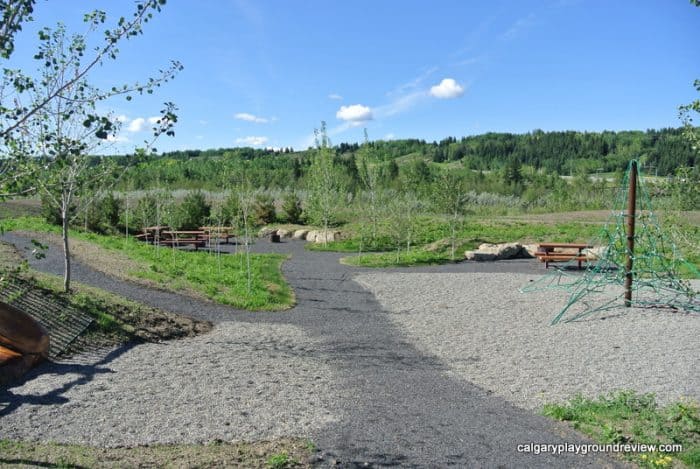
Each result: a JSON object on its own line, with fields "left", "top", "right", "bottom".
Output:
{"left": 276, "top": 229, "right": 292, "bottom": 238}
{"left": 292, "top": 229, "right": 309, "bottom": 240}
{"left": 313, "top": 230, "right": 340, "bottom": 243}
{"left": 465, "top": 242, "right": 530, "bottom": 261}
{"left": 583, "top": 246, "right": 606, "bottom": 260}
{"left": 520, "top": 244, "right": 539, "bottom": 258}
{"left": 304, "top": 230, "right": 341, "bottom": 243}
{"left": 498, "top": 242, "right": 526, "bottom": 259}
{"left": 464, "top": 250, "right": 498, "bottom": 261}
{"left": 258, "top": 227, "right": 277, "bottom": 238}
{"left": 475, "top": 242, "right": 525, "bottom": 259}
{"left": 306, "top": 230, "right": 318, "bottom": 243}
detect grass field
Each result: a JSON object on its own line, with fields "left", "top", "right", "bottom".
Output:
{"left": 1, "top": 217, "right": 294, "bottom": 310}
{"left": 309, "top": 211, "right": 700, "bottom": 269}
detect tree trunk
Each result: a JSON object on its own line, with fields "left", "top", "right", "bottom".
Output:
{"left": 450, "top": 213, "right": 457, "bottom": 261}
{"left": 125, "top": 196, "right": 129, "bottom": 242}
{"left": 61, "top": 207, "right": 71, "bottom": 293}
{"left": 245, "top": 221, "right": 252, "bottom": 294}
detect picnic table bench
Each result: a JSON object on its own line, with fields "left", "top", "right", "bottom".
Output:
{"left": 136, "top": 226, "right": 171, "bottom": 244}
{"left": 135, "top": 227, "right": 236, "bottom": 249}
{"left": 199, "top": 226, "right": 236, "bottom": 244}
{"left": 535, "top": 242, "right": 592, "bottom": 269}
{"left": 160, "top": 230, "right": 208, "bottom": 250}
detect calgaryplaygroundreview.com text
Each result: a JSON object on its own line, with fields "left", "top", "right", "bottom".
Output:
{"left": 516, "top": 442, "right": 683, "bottom": 456}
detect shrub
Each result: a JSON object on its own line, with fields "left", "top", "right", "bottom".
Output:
{"left": 253, "top": 193, "right": 276, "bottom": 225}
{"left": 176, "top": 190, "right": 211, "bottom": 230}
{"left": 128, "top": 191, "right": 174, "bottom": 232}
{"left": 281, "top": 191, "right": 302, "bottom": 224}
{"left": 40, "top": 191, "right": 75, "bottom": 226}
{"left": 222, "top": 192, "right": 242, "bottom": 227}
{"left": 85, "top": 192, "right": 123, "bottom": 234}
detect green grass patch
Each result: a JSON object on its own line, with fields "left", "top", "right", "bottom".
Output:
{"left": 267, "top": 451, "right": 297, "bottom": 468}
{"left": 312, "top": 214, "right": 700, "bottom": 272}
{"left": 543, "top": 391, "right": 700, "bottom": 468}
{"left": 0, "top": 438, "right": 313, "bottom": 468}
{"left": 2, "top": 217, "right": 294, "bottom": 310}
{"left": 27, "top": 272, "right": 210, "bottom": 344}
{"left": 342, "top": 248, "right": 453, "bottom": 267}
{"left": 311, "top": 217, "right": 601, "bottom": 254}
{"left": 337, "top": 218, "right": 602, "bottom": 268}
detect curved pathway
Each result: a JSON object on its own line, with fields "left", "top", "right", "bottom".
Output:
{"left": 1, "top": 233, "right": 620, "bottom": 467}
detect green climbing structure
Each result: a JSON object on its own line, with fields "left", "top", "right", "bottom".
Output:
{"left": 522, "top": 160, "right": 699, "bottom": 324}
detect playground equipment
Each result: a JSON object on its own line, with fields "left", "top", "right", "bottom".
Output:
{"left": 0, "top": 274, "right": 94, "bottom": 383}
{"left": 0, "top": 300, "right": 49, "bottom": 384}
{"left": 522, "top": 160, "right": 700, "bottom": 324}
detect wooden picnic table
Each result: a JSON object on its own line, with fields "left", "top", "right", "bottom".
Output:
{"left": 199, "top": 226, "right": 236, "bottom": 244}
{"left": 163, "top": 230, "right": 206, "bottom": 236}
{"left": 536, "top": 242, "right": 592, "bottom": 269}
{"left": 136, "top": 226, "right": 171, "bottom": 244}
{"left": 158, "top": 231, "right": 208, "bottom": 250}
{"left": 143, "top": 225, "right": 170, "bottom": 233}
{"left": 199, "top": 226, "right": 235, "bottom": 232}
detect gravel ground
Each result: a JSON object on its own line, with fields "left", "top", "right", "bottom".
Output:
{"left": 1, "top": 322, "right": 339, "bottom": 446}
{"left": 355, "top": 272, "right": 700, "bottom": 411}
{"left": 1, "top": 233, "right": 632, "bottom": 467}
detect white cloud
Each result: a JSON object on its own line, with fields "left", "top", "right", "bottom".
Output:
{"left": 147, "top": 116, "right": 161, "bottom": 124}
{"left": 127, "top": 117, "right": 146, "bottom": 132}
{"left": 429, "top": 78, "right": 465, "bottom": 99}
{"left": 115, "top": 114, "right": 128, "bottom": 123}
{"left": 234, "top": 112, "right": 269, "bottom": 124}
{"left": 383, "top": 133, "right": 396, "bottom": 140}
{"left": 336, "top": 104, "right": 373, "bottom": 125}
{"left": 328, "top": 93, "right": 343, "bottom": 100}
{"left": 236, "top": 136, "right": 268, "bottom": 146}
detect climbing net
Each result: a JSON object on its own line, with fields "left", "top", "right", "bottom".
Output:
{"left": 522, "top": 160, "right": 699, "bottom": 324}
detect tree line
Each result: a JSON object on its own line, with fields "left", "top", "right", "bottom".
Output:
{"left": 114, "top": 127, "right": 698, "bottom": 192}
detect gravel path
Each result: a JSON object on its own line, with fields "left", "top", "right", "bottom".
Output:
{"left": 0, "top": 233, "right": 643, "bottom": 467}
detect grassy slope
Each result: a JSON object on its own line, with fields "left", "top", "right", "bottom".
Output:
{"left": 0, "top": 242, "right": 211, "bottom": 348}
{"left": 2, "top": 217, "right": 294, "bottom": 311}
{"left": 544, "top": 391, "right": 700, "bottom": 468}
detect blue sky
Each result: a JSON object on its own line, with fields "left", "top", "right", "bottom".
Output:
{"left": 7, "top": 0, "right": 700, "bottom": 153}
